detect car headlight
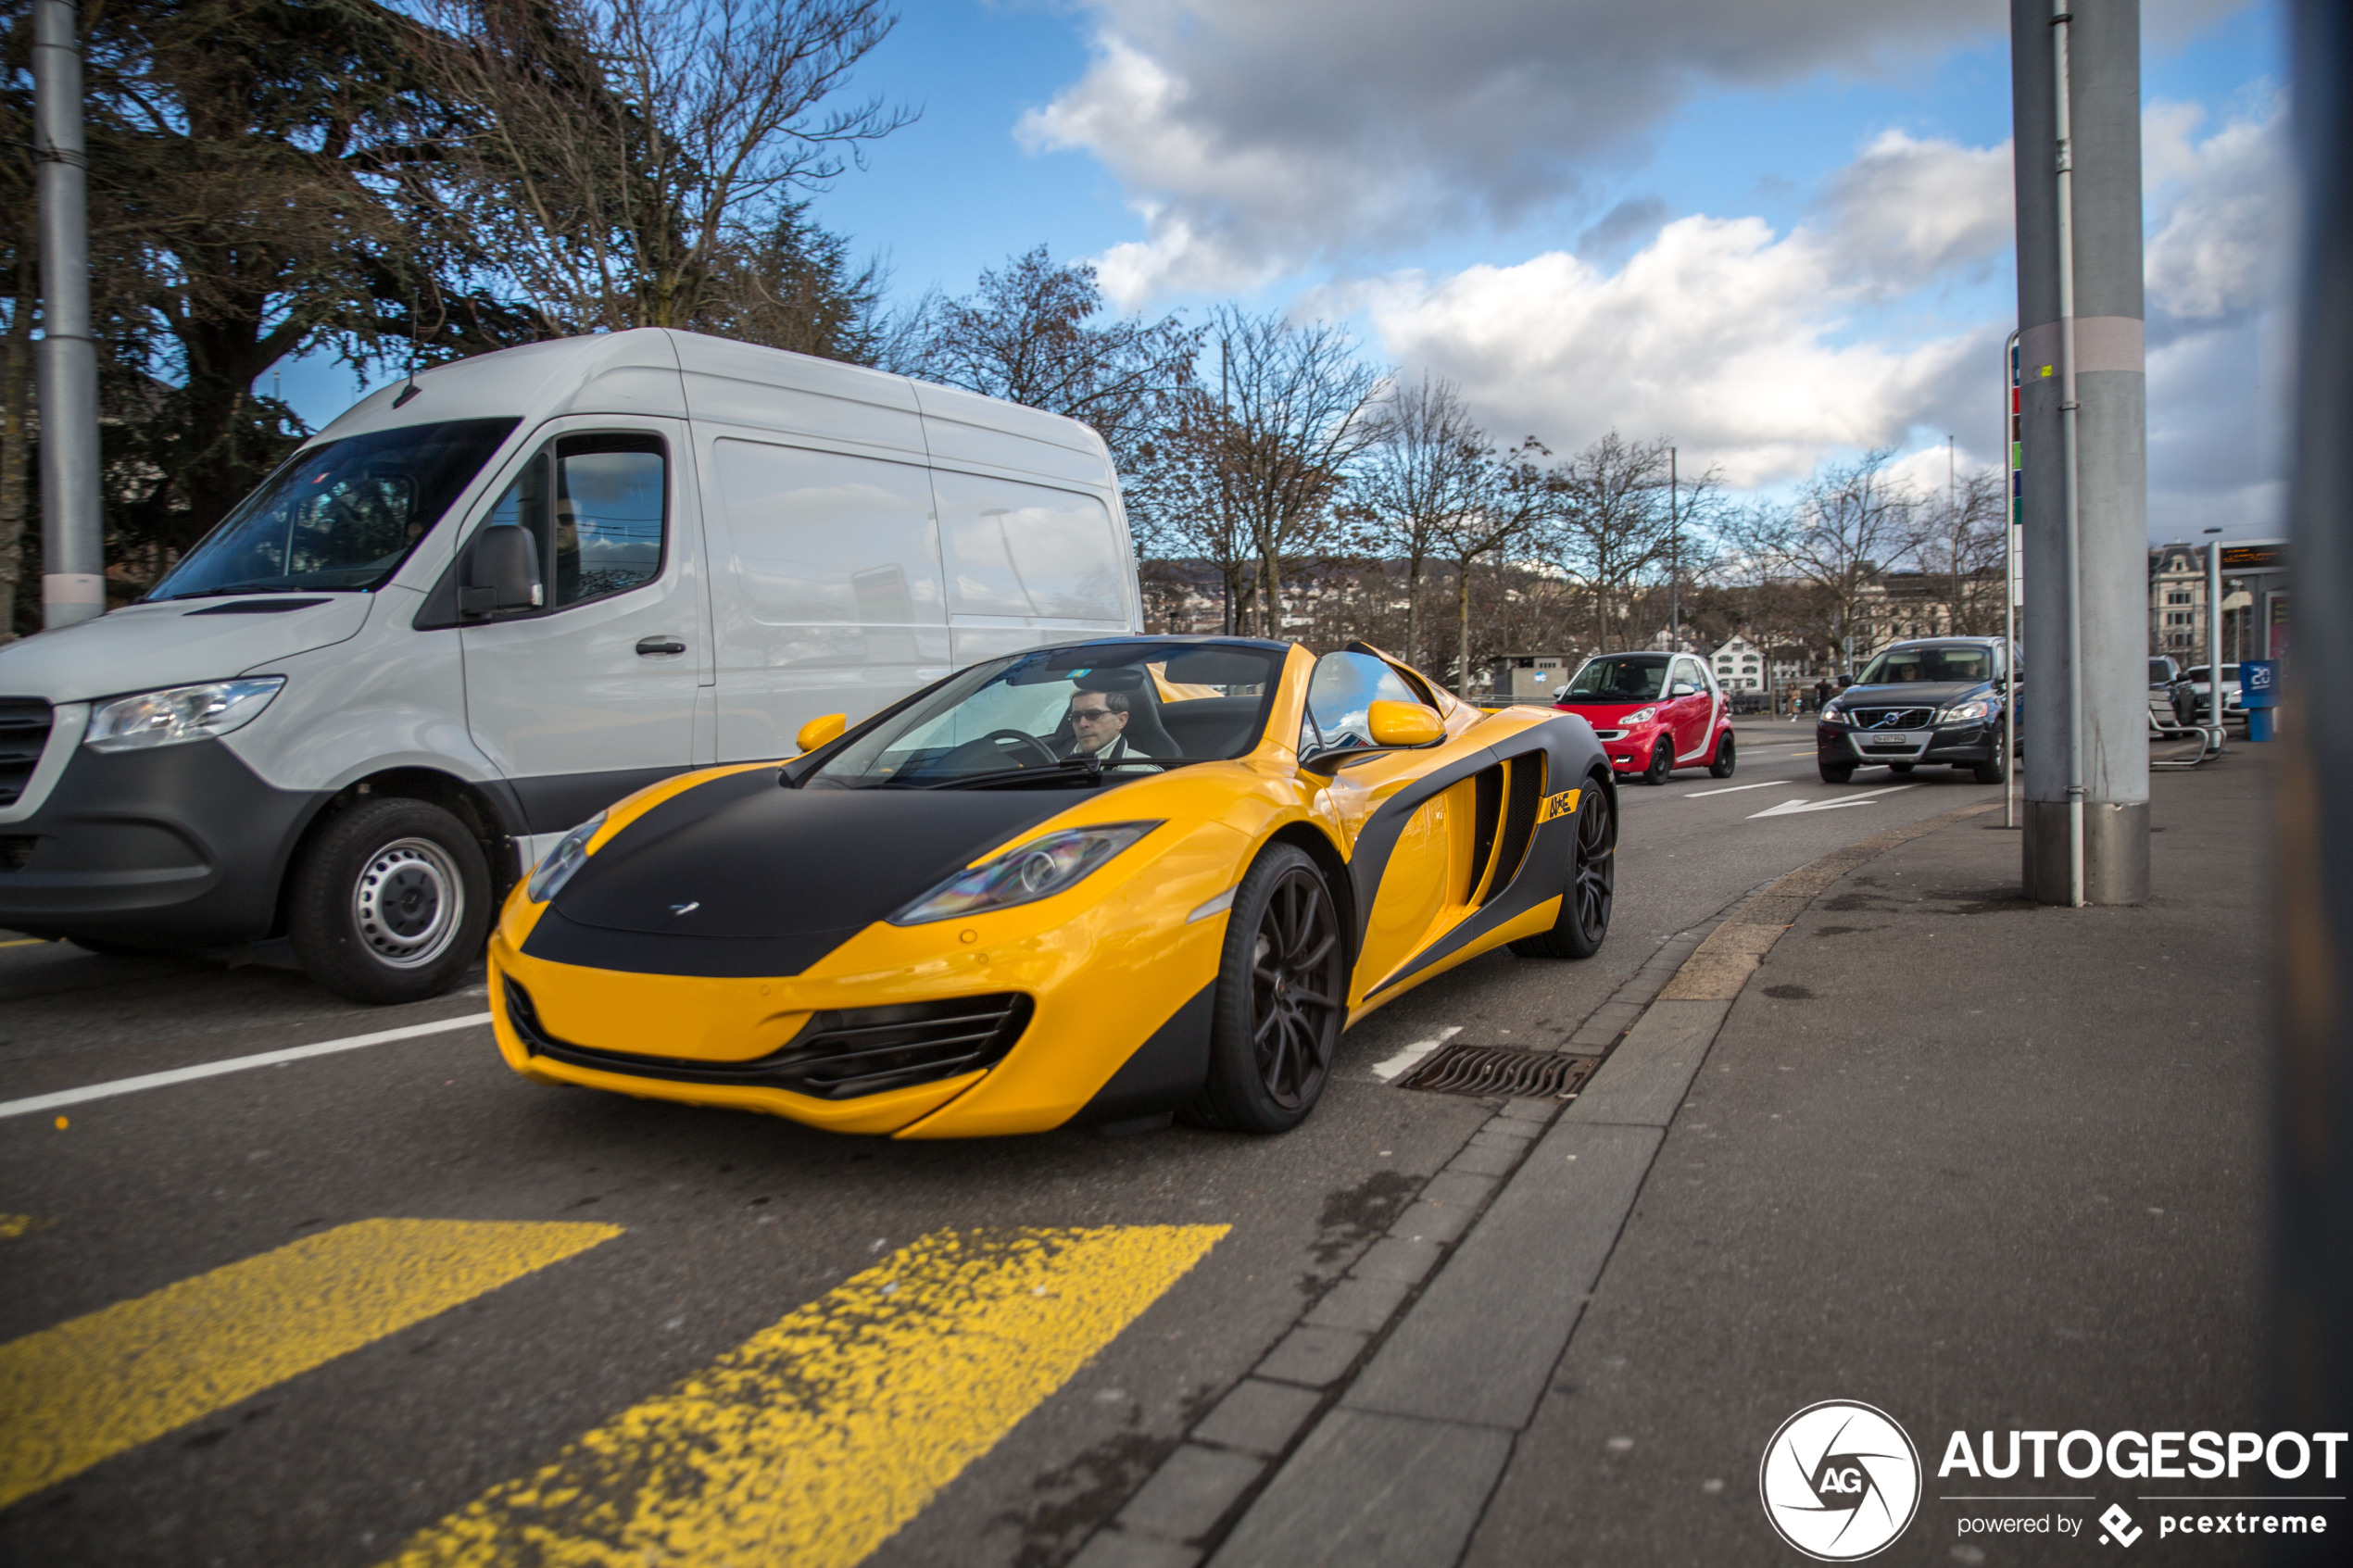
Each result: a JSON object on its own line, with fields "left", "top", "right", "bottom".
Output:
{"left": 893, "top": 822, "right": 1160, "bottom": 925}
{"left": 1937, "top": 699, "right": 1995, "bottom": 724}
{"left": 83, "top": 678, "right": 285, "bottom": 752}
{"left": 1819, "top": 701, "right": 1845, "bottom": 722}
{"left": 1622, "top": 707, "right": 1659, "bottom": 726}
{"left": 526, "top": 811, "right": 607, "bottom": 903}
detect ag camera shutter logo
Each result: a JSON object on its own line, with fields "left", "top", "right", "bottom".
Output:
{"left": 1760, "top": 1400, "right": 1922, "bottom": 1560}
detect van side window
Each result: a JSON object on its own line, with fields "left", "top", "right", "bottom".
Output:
{"left": 1302, "top": 651, "right": 1427, "bottom": 757}
{"left": 553, "top": 433, "right": 666, "bottom": 607}
{"left": 931, "top": 470, "right": 1125, "bottom": 621}
{"left": 472, "top": 433, "right": 666, "bottom": 617}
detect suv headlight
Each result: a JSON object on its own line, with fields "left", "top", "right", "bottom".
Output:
{"left": 1937, "top": 699, "right": 1995, "bottom": 724}
{"left": 1621, "top": 706, "right": 1660, "bottom": 726}
{"left": 893, "top": 822, "right": 1159, "bottom": 925}
{"left": 526, "top": 811, "right": 608, "bottom": 903}
{"left": 1819, "top": 700, "right": 1846, "bottom": 722}
{"left": 84, "top": 678, "right": 284, "bottom": 752}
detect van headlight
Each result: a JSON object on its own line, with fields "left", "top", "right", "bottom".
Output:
{"left": 526, "top": 811, "right": 608, "bottom": 903}
{"left": 84, "top": 678, "right": 284, "bottom": 752}
{"left": 892, "top": 822, "right": 1159, "bottom": 924}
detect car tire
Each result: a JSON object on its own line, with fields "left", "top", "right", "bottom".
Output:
{"left": 1642, "top": 739, "right": 1673, "bottom": 785}
{"left": 1889, "top": 762, "right": 1914, "bottom": 775}
{"left": 1510, "top": 773, "right": 1614, "bottom": 960}
{"left": 1183, "top": 844, "right": 1347, "bottom": 1135}
{"left": 1708, "top": 733, "right": 1736, "bottom": 778}
{"left": 1818, "top": 760, "right": 1856, "bottom": 784}
{"left": 287, "top": 797, "right": 490, "bottom": 1005}
{"left": 1972, "top": 731, "right": 2007, "bottom": 785}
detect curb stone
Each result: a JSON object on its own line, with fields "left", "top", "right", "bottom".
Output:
{"left": 1070, "top": 799, "right": 2000, "bottom": 1568}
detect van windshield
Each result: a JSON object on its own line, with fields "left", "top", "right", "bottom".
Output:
{"left": 145, "top": 419, "right": 518, "bottom": 601}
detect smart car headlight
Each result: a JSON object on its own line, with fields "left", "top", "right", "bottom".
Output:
{"left": 83, "top": 677, "right": 284, "bottom": 752}
{"left": 1937, "top": 699, "right": 1995, "bottom": 724}
{"left": 893, "top": 822, "right": 1161, "bottom": 925}
{"left": 526, "top": 810, "right": 607, "bottom": 904}
{"left": 1622, "top": 706, "right": 1660, "bottom": 726}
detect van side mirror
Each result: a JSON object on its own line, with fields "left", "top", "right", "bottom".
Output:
{"left": 461, "top": 526, "right": 541, "bottom": 617}
{"left": 796, "top": 712, "right": 847, "bottom": 753}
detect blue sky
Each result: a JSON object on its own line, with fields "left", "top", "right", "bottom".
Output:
{"left": 278, "top": 0, "right": 2290, "bottom": 543}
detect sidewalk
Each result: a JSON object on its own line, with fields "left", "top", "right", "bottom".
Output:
{"left": 1078, "top": 748, "right": 2272, "bottom": 1567}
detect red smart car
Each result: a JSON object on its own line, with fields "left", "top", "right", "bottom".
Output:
{"left": 1553, "top": 651, "right": 1736, "bottom": 784}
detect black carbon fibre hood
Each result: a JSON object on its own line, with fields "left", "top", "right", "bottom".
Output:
{"left": 522, "top": 770, "right": 1084, "bottom": 978}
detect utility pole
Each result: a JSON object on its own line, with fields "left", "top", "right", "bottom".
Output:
{"left": 33, "top": 0, "right": 102, "bottom": 629}
{"left": 1667, "top": 445, "right": 1680, "bottom": 652}
{"left": 2010, "top": 0, "right": 2149, "bottom": 905}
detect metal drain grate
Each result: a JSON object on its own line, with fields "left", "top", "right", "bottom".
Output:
{"left": 1395, "top": 1044, "right": 1600, "bottom": 1100}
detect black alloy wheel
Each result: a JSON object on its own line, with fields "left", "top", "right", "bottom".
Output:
{"left": 1819, "top": 759, "right": 1856, "bottom": 784}
{"left": 1972, "top": 730, "right": 2007, "bottom": 785}
{"left": 1511, "top": 772, "right": 1615, "bottom": 960}
{"left": 1708, "top": 732, "right": 1737, "bottom": 779}
{"left": 1642, "top": 739, "right": 1674, "bottom": 785}
{"left": 1188, "top": 845, "right": 1347, "bottom": 1134}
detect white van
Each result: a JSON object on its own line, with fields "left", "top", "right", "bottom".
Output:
{"left": 0, "top": 330, "right": 1141, "bottom": 1002}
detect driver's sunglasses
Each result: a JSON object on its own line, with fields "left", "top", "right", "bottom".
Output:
{"left": 1067, "top": 705, "right": 1115, "bottom": 722}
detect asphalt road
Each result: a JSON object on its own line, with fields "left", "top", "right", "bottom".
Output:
{"left": 0, "top": 720, "right": 2008, "bottom": 1568}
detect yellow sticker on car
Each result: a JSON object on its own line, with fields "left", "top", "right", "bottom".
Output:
{"left": 1538, "top": 787, "right": 1581, "bottom": 822}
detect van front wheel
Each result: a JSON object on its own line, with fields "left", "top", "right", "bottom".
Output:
{"left": 289, "top": 797, "right": 490, "bottom": 1004}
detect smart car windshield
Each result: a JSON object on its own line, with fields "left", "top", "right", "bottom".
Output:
{"left": 145, "top": 418, "right": 520, "bottom": 601}
{"left": 1561, "top": 655, "right": 1668, "bottom": 702}
{"left": 801, "top": 641, "right": 1288, "bottom": 789}
{"left": 1856, "top": 646, "right": 1993, "bottom": 684}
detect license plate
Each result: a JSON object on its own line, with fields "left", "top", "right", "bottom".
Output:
{"left": 1863, "top": 732, "right": 1921, "bottom": 748}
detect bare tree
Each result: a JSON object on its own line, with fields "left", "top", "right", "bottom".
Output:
{"left": 1122, "top": 385, "right": 1254, "bottom": 633}
{"left": 895, "top": 247, "right": 1202, "bottom": 466}
{"left": 1544, "top": 431, "right": 1679, "bottom": 653}
{"left": 1910, "top": 465, "right": 2007, "bottom": 636}
{"left": 1355, "top": 372, "right": 1490, "bottom": 669}
{"left": 1731, "top": 449, "right": 1919, "bottom": 675}
{"left": 409, "top": 0, "right": 908, "bottom": 333}
{"left": 1430, "top": 440, "right": 1554, "bottom": 696}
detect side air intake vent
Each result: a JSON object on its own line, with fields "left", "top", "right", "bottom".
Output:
{"left": 504, "top": 978, "right": 1030, "bottom": 1100}
{"left": 1479, "top": 754, "right": 1546, "bottom": 907}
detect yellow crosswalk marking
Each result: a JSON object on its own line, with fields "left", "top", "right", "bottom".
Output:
{"left": 382, "top": 1224, "right": 1227, "bottom": 1568}
{"left": 0, "top": 1213, "right": 49, "bottom": 1240}
{"left": 0, "top": 1217, "right": 622, "bottom": 1509}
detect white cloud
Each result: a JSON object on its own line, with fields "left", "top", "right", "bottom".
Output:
{"left": 1359, "top": 134, "right": 2015, "bottom": 488}
{"left": 1024, "top": 0, "right": 2004, "bottom": 304}
{"left": 2144, "top": 95, "right": 2292, "bottom": 328}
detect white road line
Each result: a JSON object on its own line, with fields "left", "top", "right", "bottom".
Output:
{"left": 1372, "top": 1026, "right": 1462, "bottom": 1082}
{"left": 1748, "top": 784, "right": 1916, "bottom": 820}
{"left": 1682, "top": 781, "right": 1777, "bottom": 798}
{"left": 0, "top": 1012, "right": 493, "bottom": 1122}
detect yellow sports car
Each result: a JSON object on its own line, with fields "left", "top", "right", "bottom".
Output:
{"left": 487, "top": 637, "right": 1616, "bottom": 1137}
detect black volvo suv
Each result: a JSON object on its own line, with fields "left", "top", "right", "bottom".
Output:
{"left": 1817, "top": 637, "right": 2015, "bottom": 784}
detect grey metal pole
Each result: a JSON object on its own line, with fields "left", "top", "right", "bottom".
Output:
{"left": 33, "top": 0, "right": 102, "bottom": 630}
{"left": 1667, "top": 445, "right": 1680, "bottom": 651}
{"left": 2206, "top": 533, "right": 2225, "bottom": 744}
{"left": 2011, "top": 0, "right": 2150, "bottom": 906}
{"left": 2005, "top": 329, "right": 2020, "bottom": 828}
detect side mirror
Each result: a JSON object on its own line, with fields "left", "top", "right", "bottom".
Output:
{"left": 1669, "top": 681, "right": 1697, "bottom": 696}
{"left": 460, "top": 526, "right": 541, "bottom": 617}
{"left": 1367, "top": 699, "right": 1444, "bottom": 748}
{"left": 796, "top": 712, "right": 847, "bottom": 753}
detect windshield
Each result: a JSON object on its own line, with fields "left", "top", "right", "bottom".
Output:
{"left": 1561, "top": 656, "right": 1668, "bottom": 702}
{"left": 1856, "top": 646, "right": 1993, "bottom": 684}
{"left": 146, "top": 419, "right": 519, "bottom": 600}
{"left": 803, "top": 641, "right": 1287, "bottom": 789}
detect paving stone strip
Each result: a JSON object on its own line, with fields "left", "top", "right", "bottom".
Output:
{"left": 1066, "top": 799, "right": 2001, "bottom": 1568}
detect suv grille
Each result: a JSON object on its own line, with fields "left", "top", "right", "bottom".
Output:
{"left": 0, "top": 698, "right": 53, "bottom": 808}
{"left": 503, "top": 978, "right": 1031, "bottom": 1100}
{"left": 1846, "top": 706, "right": 1935, "bottom": 730}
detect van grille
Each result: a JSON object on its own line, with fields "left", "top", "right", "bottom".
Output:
{"left": 503, "top": 978, "right": 1030, "bottom": 1100}
{"left": 0, "top": 698, "right": 53, "bottom": 808}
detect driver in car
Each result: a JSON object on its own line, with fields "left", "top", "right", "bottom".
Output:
{"left": 1061, "top": 684, "right": 1164, "bottom": 765}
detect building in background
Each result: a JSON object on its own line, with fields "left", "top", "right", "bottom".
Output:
{"left": 2146, "top": 540, "right": 2288, "bottom": 666}
{"left": 1711, "top": 635, "right": 1768, "bottom": 692}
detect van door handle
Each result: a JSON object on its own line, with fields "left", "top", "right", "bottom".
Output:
{"left": 635, "top": 636, "right": 686, "bottom": 657}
